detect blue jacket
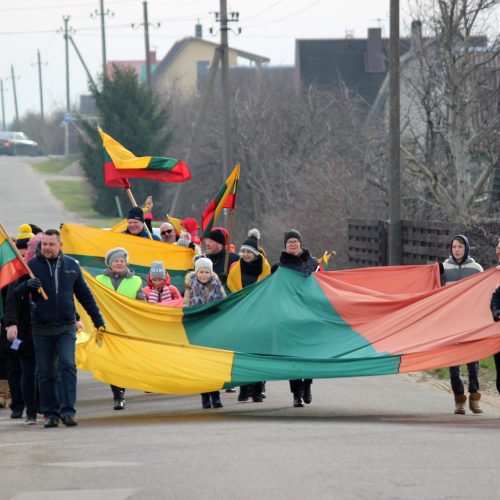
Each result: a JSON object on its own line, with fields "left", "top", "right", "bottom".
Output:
{"left": 122, "top": 228, "right": 161, "bottom": 241}
{"left": 16, "top": 251, "right": 104, "bottom": 329}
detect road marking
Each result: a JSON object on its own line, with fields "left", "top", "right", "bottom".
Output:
{"left": 46, "top": 461, "right": 141, "bottom": 468}
{"left": 10, "top": 489, "right": 138, "bottom": 500}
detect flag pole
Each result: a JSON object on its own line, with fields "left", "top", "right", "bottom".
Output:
{"left": 0, "top": 222, "right": 48, "bottom": 300}
{"left": 224, "top": 207, "right": 236, "bottom": 274}
{"left": 124, "top": 186, "right": 153, "bottom": 240}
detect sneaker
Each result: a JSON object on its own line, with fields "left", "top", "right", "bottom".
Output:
{"left": 10, "top": 410, "right": 23, "bottom": 419}
{"left": 225, "top": 388, "right": 236, "bottom": 393}
{"left": 25, "top": 416, "right": 37, "bottom": 425}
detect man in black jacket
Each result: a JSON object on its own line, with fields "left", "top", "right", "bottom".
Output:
{"left": 4, "top": 236, "right": 38, "bottom": 424}
{"left": 204, "top": 228, "right": 239, "bottom": 286}
{"left": 273, "top": 230, "right": 319, "bottom": 408}
{"left": 15, "top": 229, "right": 105, "bottom": 428}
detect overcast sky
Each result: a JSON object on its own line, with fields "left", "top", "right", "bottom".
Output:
{"left": 0, "top": 0, "right": 419, "bottom": 124}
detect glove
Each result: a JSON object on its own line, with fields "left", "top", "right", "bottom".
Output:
{"left": 97, "top": 325, "right": 106, "bottom": 332}
{"left": 27, "top": 277, "right": 42, "bottom": 290}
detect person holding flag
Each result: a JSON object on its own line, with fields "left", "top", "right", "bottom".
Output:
{"left": 15, "top": 229, "right": 105, "bottom": 428}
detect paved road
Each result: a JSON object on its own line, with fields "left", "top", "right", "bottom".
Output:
{"left": 1, "top": 373, "right": 500, "bottom": 500}
{"left": 0, "top": 155, "right": 84, "bottom": 234}
{"left": 1, "top": 154, "right": 500, "bottom": 499}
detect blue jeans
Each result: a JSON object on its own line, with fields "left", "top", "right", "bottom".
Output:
{"left": 32, "top": 329, "right": 77, "bottom": 418}
{"left": 449, "top": 362, "right": 479, "bottom": 396}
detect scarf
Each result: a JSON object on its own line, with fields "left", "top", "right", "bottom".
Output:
{"left": 148, "top": 286, "right": 172, "bottom": 303}
{"left": 189, "top": 275, "right": 224, "bottom": 306}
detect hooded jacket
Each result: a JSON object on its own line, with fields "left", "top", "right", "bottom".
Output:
{"left": 442, "top": 234, "right": 483, "bottom": 285}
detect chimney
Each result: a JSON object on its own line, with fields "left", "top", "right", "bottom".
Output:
{"left": 195, "top": 21, "right": 202, "bottom": 39}
{"left": 365, "top": 28, "right": 385, "bottom": 72}
{"left": 411, "top": 20, "right": 422, "bottom": 52}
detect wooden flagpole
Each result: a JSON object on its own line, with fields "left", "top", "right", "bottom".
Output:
{"left": 224, "top": 207, "right": 236, "bottom": 274}
{"left": 0, "top": 222, "right": 48, "bottom": 300}
{"left": 124, "top": 187, "right": 153, "bottom": 240}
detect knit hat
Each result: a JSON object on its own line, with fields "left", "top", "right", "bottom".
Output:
{"left": 105, "top": 247, "right": 128, "bottom": 267}
{"left": 149, "top": 261, "right": 166, "bottom": 280}
{"left": 182, "top": 218, "right": 199, "bottom": 233}
{"left": 284, "top": 229, "right": 302, "bottom": 246}
{"left": 207, "top": 228, "right": 226, "bottom": 246}
{"left": 16, "top": 224, "right": 34, "bottom": 249}
{"left": 127, "top": 206, "right": 144, "bottom": 223}
{"left": 240, "top": 228, "right": 260, "bottom": 256}
{"left": 28, "top": 224, "right": 43, "bottom": 235}
{"left": 176, "top": 230, "right": 192, "bottom": 247}
{"left": 194, "top": 255, "right": 213, "bottom": 273}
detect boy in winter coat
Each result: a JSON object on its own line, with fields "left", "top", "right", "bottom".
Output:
{"left": 183, "top": 256, "right": 226, "bottom": 409}
{"left": 442, "top": 234, "right": 484, "bottom": 414}
{"left": 144, "top": 261, "right": 181, "bottom": 304}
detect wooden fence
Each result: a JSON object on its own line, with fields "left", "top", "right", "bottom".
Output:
{"left": 348, "top": 219, "right": 500, "bottom": 268}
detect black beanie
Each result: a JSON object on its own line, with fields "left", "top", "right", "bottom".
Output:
{"left": 207, "top": 228, "right": 226, "bottom": 246}
{"left": 240, "top": 228, "right": 260, "bottom": 256}
{"left": 28, "top": 224, "right": 43, "bottom": 235}
{"left": 127, "top": 206, "right": 144, "bottom": 222}
{"left": 284, "top": 229, "right": 302, "bottom": 246}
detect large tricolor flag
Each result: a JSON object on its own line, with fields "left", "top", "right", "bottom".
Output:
{"left": 201, "top": 164, "right": 240, "bottom": 239}
{"left": 75, "top": 264, "right": 500, "bottom": 394}
{"left": 98, "top": 128, "right": 191, "bottom": 188}
{"left": 0, "top": 226, "right": 28, "bottom": 318}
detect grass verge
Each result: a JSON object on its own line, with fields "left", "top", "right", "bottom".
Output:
{"left": 46, "top": 179, "right": 121, "bottom": 227}
{"left": 430, "top": 356, "right": 496, "bottom": 380}
{"left": 32, "top": 157, "right": 77, "bottom": 174}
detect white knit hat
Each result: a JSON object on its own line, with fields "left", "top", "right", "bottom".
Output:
{"left": 194, "top": 256, "right": 213, "bottom": 273}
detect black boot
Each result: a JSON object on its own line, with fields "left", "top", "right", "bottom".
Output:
{"left": 201, "top": 393, "right": 212, "bottom": 409}
{"left": 238, "top": 385, "right": 249, "bottom": 402}
{"left": 112, "top": 386, "right": 125, "bottom": 411}
{"left": 211, "top": 391, "right": 223, "bottom": 408}
{"left": 293, "top": 393, "right": 304, "bottom": 407}
{"left": 252, "top": 382, "right": 263, "bottom": 403}
{"left": 302, "top": 382, "right": 312, "bottom": 405}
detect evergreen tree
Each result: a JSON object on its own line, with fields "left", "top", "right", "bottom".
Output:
{"left": 79, "top": 64, "right": 172, "bottom": 215}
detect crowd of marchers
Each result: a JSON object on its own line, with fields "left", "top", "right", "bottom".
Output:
{"left": 1, "top": 205, "right": 500, "bottom": 429}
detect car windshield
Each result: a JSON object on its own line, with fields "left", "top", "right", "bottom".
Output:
{"left": 0, "top": 131, "right": 29, "bottom": 140}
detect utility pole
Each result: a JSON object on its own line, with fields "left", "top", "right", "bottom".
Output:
{"left": 388, "top": 0, "right": 402, "bottom": 264}
{"left": 0, "top": 79, "right": 5, "bottom": 131}
{"left": 10, "top": 65, "right": 19, "bottom": 124}
{"left": 63, "top": 15, "right": 71, "bottom": 157}
{"left": 132, "top": 1, "right": 160, "bottom": 88}
{"left": 219, "top": 0, "right": 231, "bottom": 182}
{"left": 143, "top": 1, "right": 152, "bottom": 88}
{"left": 34, "top": 49, "right": 45, "bottom": 122}
{"left": 213, "top": 1, "right": 240, "bottom": 184}
{"left": 92, "top": 0, "right": 113, "bottom": 78}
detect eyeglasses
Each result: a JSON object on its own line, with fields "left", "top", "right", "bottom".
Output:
{"left": 161, "top": 229, "right": 174, "bottom": 235}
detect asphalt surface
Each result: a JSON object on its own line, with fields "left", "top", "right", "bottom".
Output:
{"left": 0, "top": 155, "right": 84, "bottom": 234}
{"left": 1, "top": 373, "right": 500, "bottom": 500}
{"left": 1, "top": 155, "right": 500, "bottom": 499}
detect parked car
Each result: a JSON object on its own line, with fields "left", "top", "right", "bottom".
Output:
{"left": 0, "top": 131, "right": 41, "bottom": 156}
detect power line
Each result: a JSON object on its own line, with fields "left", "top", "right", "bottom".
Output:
{"left": 242, "top": 0, "right": 323, "bottom": 29}
{"left": 244, "top": 0, "right": 286, "bottom": 22}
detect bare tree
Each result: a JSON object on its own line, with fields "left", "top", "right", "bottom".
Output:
{"left": 400, "top": 0, "right": 500, "bottom": 222}
{"left": 162, "top": 70, "right": 386, "bottom": 266}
